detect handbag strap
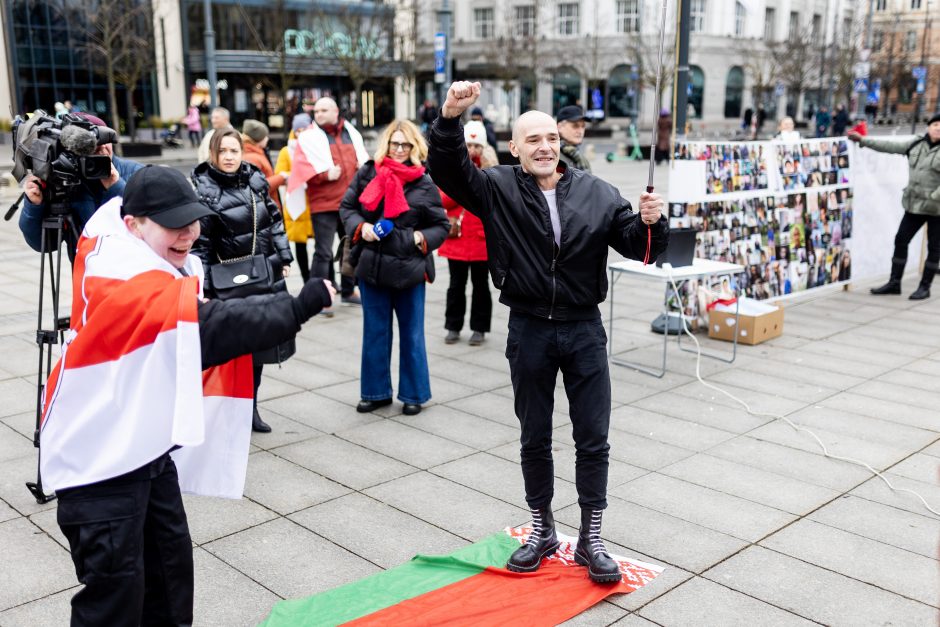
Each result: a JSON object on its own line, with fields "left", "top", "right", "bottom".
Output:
{"left": 217, "top": 190, "right": 258, "bottom": 264}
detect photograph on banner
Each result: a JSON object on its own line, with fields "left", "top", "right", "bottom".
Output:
{"left": 669, "top": 187, "right": 853, "bottom": 301}
{"left": 674, "top": 142, "right": 771, "bottom": 194}
{"left": 775, "top": 139, "right": 850, "bottom": 190}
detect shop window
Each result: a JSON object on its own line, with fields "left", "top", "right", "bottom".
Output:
{"left": 724, "top": 66, "right": 744, "bottom": 118}
{"left": 608, "top": 64, "right": 638, "bottom": 118}
{"left": 552, "top": 66, "right": 581, "bottom": 113}
{"left": 689, "top": 65, "right": 704, "bottom": 119}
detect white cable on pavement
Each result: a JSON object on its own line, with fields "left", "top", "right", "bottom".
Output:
{"left": 660, "top": 263, "right": 940, "bottom": 519}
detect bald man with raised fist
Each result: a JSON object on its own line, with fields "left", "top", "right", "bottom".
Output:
{"left": 428, "top": 81, "right": 668, "bottom": 583}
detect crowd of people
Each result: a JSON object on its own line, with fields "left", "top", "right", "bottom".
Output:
{"left": 19, "top": 83, "right": 671, "bottom": 624}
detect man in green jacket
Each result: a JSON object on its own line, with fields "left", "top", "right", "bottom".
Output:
{"left": 849, "top": 115, "right": 940, "bottom": 299}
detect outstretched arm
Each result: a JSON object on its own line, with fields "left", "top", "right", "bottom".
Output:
{"left": 427, "top": 81, "right": 493, "bottom": 220}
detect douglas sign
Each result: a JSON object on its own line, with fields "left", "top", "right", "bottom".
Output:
{"left": 284, "top": 29, "right": 385, "bottom": 59}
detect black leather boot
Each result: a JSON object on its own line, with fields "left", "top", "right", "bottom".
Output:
{"left": 871, "top": 257, "right": 906, "bottom": 295}
{"left": 909, "top": 262, "right": 937, "bottom": 300}
{"left": 506, "top": 507, "right": 560, "bottom": 573}
{"left": 252, "top": 407, "right": 271, "bottom": 433}
{"left": 574, "top": 509, "right": 621, "bottom": 584}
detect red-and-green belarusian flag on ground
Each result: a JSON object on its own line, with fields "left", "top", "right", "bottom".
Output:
{"left": 261, "top": 526, "right": 663, "bottom": 626}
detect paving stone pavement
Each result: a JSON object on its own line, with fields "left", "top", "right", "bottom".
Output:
{"left": 0, "top": 158, "right": 938, "bottom": 626}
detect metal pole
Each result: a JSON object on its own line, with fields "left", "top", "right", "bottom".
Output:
{"left": 647, "top": 0, "right": 670, "bottom": 190}
{"left": 203, "top": 0, "right": 217, "bottom": 108}
{"left": 674, "top": 0, "right": 691, "bottom": 137}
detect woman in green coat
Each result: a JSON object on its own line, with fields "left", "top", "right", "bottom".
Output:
{"left": 849, "top": 115, "right": 940, "bottom": 300}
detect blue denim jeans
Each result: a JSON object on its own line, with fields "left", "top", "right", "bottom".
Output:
{"left": 359, "top": 281, "right": 431, "bottom": 405}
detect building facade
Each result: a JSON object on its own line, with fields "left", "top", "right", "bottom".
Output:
{"left": 406, "top": 0, "right": 859, "bottom": 129}
{"left": 867, "top": 0, "right": 940, "bottom": 121}
{"left": 1, "top": 0, "right": 158, "bottom": 127}
{"left": 0, "top": 0, "right": 400, "bottom": 132}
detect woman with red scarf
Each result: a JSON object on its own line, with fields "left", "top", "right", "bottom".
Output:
{"left": 340, "top": 120, "right": 450, "bottom": 415}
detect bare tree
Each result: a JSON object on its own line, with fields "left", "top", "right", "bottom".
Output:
{"left": 777, "top": 23, "right": 819, "bottom": 120}
{"left": 870, "top": 12, "right": 913, "bottom": 118}
{"left": 625, "top": 33, "right": 674, "bottom": 112}
{"left": 483, "top": 2, "right": 542, "bottom": 117}
{"left": 79, "top": 0, "right": 155, "bottom": 146}
{"left": 737, "top": 38, "right": 783, "bottom": 111}
{"left": 308, "top": 3, "right": 396, "bottom": 126}
{"left": 570, "top": 10, "right": 609, "bottom": 118}
{"left": 394, "top": 0, "right": 428, "bottom": 110}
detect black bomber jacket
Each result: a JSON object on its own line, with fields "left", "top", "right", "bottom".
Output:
{"left": 428, "top": 115, "right": 669, "bottom": 321}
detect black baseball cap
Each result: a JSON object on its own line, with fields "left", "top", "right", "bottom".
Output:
{"left": 556, "top": 105, "right": 585, "bottom": 123}
{"left": 121, "top": 166, "right": 215, "bottom": 228}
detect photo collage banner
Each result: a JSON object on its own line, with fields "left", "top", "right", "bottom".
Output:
{"left": 669, "top": 138, "right": 853, "bottom": 301}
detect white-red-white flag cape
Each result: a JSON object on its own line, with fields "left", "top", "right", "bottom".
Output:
{"left": 284, "top": 121, "right": 368, "bottom": 220}
{"left": 40, "top": 198, "right": 254, "bottom": 498}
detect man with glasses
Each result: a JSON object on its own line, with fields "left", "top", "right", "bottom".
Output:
{"left": 295, "top": 97, "right": 370, "bottom": 312}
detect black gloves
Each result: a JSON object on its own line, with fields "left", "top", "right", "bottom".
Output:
{"left": 292, "top": 278, "right": 333, "bottom": 323}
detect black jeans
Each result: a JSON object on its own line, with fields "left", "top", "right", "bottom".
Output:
{"left": 445, "top": 259, "right": 492, "bottom": 333}
{"left": 311, "top": 212, "right": 355, "bottom": 297}
{"left": 505, "top": 311, "right": 611, "bottom": 511}
{"left": 894, "top": 212, "right": 940, "bottom": 265}
{"left": 57, "top": 454, "right": 194, "bottom": 627}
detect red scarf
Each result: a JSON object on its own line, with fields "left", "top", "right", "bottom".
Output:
{"left": 358, "top": 159, "right": 426, "bottom": 219}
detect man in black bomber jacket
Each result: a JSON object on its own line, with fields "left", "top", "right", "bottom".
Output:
{"left": 428, "top": 81, "right": 668, "bottom": 584}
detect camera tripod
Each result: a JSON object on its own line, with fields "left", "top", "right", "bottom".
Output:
{"left": 26, "top": 201, "right": 78, "bottom": 504}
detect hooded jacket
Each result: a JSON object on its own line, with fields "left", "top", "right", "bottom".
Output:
{"left": 428, "top": 115, "right": 668, "bottom": 321}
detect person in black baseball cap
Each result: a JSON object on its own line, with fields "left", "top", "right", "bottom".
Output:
{"left": 121, "top": 166, "right": 216, "bottom": 270}
{"left": 556, "top": 105, "right": 591, "bottom": 172}
{"left": 122, "top": 165, "right": 214, "bottom": 229}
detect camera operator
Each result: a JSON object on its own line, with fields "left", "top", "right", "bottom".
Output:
{"left": 18, "top": 112, "right": 144, "bottom": 252}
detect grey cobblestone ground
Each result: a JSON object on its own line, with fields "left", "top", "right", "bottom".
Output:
{"left": 0, "top": 155, "right": 937, "bottom": 626}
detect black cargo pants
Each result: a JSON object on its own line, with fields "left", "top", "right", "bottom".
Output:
{"left": 56, "top": 452, "right": 194, "bottom": 627}
{"left": 505, "top": 311, "right": 611, "bottom": 511}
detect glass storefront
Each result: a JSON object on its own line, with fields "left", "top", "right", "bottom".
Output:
{"left": 7, "top": 0, "right": 155, "bottom": 125}
{"left": 181, "top": 0, "right": 398, "bottom": 128}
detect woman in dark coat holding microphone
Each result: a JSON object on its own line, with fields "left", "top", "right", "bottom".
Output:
{"left": 340, "top": 119, "right": 450, "bottom": 416}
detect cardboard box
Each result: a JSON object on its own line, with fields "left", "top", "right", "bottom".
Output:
{"left": 708, "top": 300, "right": 784, "bottom": 346}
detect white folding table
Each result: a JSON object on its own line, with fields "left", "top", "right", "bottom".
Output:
{"left": 607, "top": 258, "right": 745, "bottom": 377}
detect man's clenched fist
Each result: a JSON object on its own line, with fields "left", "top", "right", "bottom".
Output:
{"left": 638, "top": 192, "right": 664, "bottom": 226}
{"left": 442, "top": 81, "right": 482, "bottom": 119}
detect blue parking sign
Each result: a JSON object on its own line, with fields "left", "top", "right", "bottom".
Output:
{"left": 434, "top": 33, "right": 446, "bottom": 84}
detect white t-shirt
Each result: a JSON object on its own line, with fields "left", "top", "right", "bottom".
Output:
{"left": 542, "top": 189, "right": 561, "bottom": 247}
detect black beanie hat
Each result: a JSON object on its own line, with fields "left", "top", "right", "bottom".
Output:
{"left": 929, "top": 113, "right": 940, "bottom": 125}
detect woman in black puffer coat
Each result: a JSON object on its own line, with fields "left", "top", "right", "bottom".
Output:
{"left": 340, "top": 119, "right": 449, "bottom": 416}
{"left": 192, "top": 128, "right": 294, "bottom": 433}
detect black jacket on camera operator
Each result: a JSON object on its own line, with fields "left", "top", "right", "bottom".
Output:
{"left": 18, "top": 112, "right": 144, "bottom": 252}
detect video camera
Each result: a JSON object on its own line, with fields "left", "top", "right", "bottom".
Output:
{"left": 11, "top": 110, "right": 119, "bottom": 213}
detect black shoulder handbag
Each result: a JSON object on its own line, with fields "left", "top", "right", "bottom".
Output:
{"left": 208, "top": 190, "right": 274, "bottom": 300}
